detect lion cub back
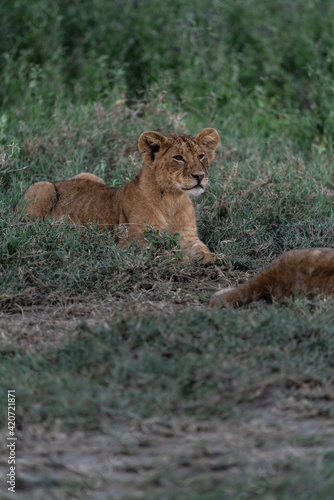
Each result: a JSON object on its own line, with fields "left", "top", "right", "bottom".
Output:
{"left": 16, "top": 173, "right": 118, "bottom": 229}
{"left": 52, "top": 178, "right": 119, "bottom": 229}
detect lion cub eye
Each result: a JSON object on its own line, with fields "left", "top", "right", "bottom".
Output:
{"left": 199, "top": 154, "right": 205, "bottom": 161}
{"left": 173, "top": 155, "right": 185, "bottom": 162}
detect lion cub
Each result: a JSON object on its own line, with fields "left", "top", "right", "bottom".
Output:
{"left": 210, "top": 248, "right": 334, "bottom": 307}
{"left": 17, "top": 128, "right": 219, "bottom": 263}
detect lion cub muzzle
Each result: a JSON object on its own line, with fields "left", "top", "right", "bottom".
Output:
{"left": 184, "top": 173, "right": 208, "bottom": 197}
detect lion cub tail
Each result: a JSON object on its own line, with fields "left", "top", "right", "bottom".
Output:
{"left": 15, "top": 181, "right": 57, "bottom": 219}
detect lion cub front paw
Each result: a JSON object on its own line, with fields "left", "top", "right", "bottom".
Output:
{"left": 198, "top": 251, "right": 217, "bottom": 264}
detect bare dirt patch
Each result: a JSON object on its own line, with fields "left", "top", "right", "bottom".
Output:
{"left": 1, "top": 408, "right": 334, "bottom": 499}
{"left": 0, "top": 296, "right": 199, "bottom": 351}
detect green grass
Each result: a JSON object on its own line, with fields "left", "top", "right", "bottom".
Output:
{"left": 1, "top": 2, "right": 334, "bottom": 497}
{"left": 2, "top": 306, "right": 334, "bottom": 428}
{"left": 1, "top": 95, "right": 334, "bottom": 498}
{"left": 2, "top": 0, "right": 334, "bottom": 149}
{"left": 1, "top": 98, "right": 333, "bottom": 307}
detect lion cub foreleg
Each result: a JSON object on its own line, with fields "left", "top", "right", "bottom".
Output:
{"left": 171, "top": 204, "right": 216, "bottom": 263}
{"left": 176, "top": 223, "right": 215, "bottom": 264}
{"left": 209, "top": 267, "right": 276, "bottom": 307}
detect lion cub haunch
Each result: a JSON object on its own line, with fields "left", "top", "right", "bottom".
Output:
{"left": 17, "top": 128, "right": 219, "bottom": 263}
{"left": 210, "top": 248, "right": 334, "bottom": 307}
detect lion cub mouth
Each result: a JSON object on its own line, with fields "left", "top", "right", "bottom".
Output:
{"left": 183, "top": 184, "right": 205, "bottom": 197}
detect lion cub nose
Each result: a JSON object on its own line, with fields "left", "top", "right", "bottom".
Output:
{"left": 191, "top": 173, "right": 204, "bottom": 183}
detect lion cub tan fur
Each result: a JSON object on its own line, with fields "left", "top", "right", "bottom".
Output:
{"left": 17, "top": 128, "right": 219, "bottom": 263}
{"left": 210, "top": 248, "right": 334, "bottom": 307}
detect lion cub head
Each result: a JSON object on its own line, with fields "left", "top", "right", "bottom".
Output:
{"left": 138, "top": 128, "right": 219, "bottom": 197}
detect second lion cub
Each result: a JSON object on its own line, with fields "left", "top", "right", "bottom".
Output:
{"left": 17, "top": 128, "right": 219, "bottom": 263}
{"left": 210, "top": 248, "right": 334, "bottom": 307}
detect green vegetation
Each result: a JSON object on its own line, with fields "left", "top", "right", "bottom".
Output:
{"left": 1, "top": 0, "right": 334, "bottom": 148}
{"left": 5, "top": 307, "right": 334, "bottom": 425}
{"left": 1, "top": 1, "right": 334, "bottom": 498}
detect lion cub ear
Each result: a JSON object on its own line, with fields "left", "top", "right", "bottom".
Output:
{"left": 138, "top": 131, "right": 168, "bottom": 163}
{"left": 195, "top": 128, "right": 219, "bottom": 160}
